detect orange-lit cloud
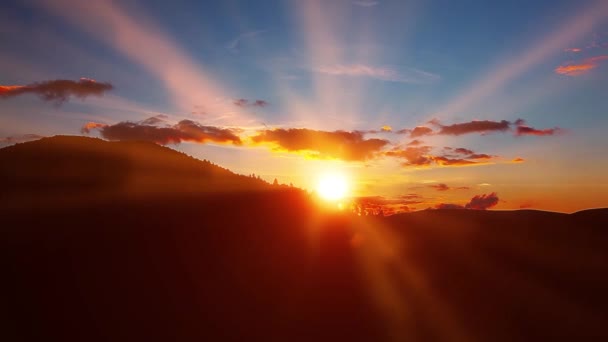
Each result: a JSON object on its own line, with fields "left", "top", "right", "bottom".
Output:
{"left": 0, "top": 78, "right": 113, "bottom": 104}
{"left": 407, "top": 139, "right": 423, "bottom": 146}
{"left": 381, "top": 125, "right": 392, "bottom": 132}
{"left": 555, "top": 55, "right": 608, "bottom": 76}
{"left": 81, "top": 122, "right": 108, "bottom": 134}
{"left": 385, "top": 146, "right": 434, "bottom": 166}
{"left": 83, "top": 117, "right": 242, "bottom": 145}
{"left": 514, "top": 119, "right": 561, "bottom": 136}
{"left": 512, "top": 157, "right": 525, "bottom": 163}
{"left": 353, "top": 194, "right": 424, "bottom": 216}
{"left": 564, "top": 48, "right": 582, "bottom": 52}
{"left": 251, "top": 128, "right": 389, "bottom": 161}
{"left": 397, "top": 126, "right": 434, "bottom": 138}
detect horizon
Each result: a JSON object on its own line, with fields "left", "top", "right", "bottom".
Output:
{"left": 2, "top": 0, "right": 608, "bottom": 213}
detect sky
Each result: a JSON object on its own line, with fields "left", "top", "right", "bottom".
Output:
{"left": 1, "top": 0, "right": 608, "bottom": 213}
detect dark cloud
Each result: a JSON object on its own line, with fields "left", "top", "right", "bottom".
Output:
{"left": 386, "top": 145, "right": 495, "bottom": 167}
{"left": 233, "top": 99, "right": 269, "bottom": 108}
{"left": 82, "top": 116, "right": 242, "bottom": 145}
{"left": 251, "top": 128, "right": 388, "bottom": 161}
{"left": 0, "top": 78, "right": 113, "bottom": 104}
{"left": 435, "top": 192, "right": 499, "bottom": 210}
{"left": 0, "top": 134, "right": 44, "bottom": 144}
{"left": 434, "top": 120, "right": 511, "bottom": 136}
{"left": 429, "top": 183, "right": 469, "bottom": 191}
{"left": 465, "top": 192, "right": 499, "bottom": 210}
{"left": 140, "top": 114, "right": 169, "bottom": 125}
{"left": 435, "top": 203, "right": 465, "bottom": 209}
{"left": 454, "top": 148, "right": 474, "bottom": 155}
{"left": 514, "top": 119, "right": 561, "bottom": 136}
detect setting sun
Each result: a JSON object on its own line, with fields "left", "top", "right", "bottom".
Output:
{"left": 316, "top": 172, "right": 349, "bottom": 201}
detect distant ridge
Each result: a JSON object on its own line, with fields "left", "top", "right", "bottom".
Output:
{"left": 0, "top": 135, "right": 272, "bottom": 204}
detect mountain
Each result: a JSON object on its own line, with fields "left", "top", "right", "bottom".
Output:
{"left": 1, "top": 135, "right": 607, "bottom": 341}
{"left": 0, "top": 135, "right": 271, "bottom": 206}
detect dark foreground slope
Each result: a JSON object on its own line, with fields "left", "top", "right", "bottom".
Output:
{"left": 2, "top": 138, "right": 608, "bottom": 341}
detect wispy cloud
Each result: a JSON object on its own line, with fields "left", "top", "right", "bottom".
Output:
{"left": 353, "top": 1, "right": 379, "bottom": 7}
{"left": 429, "top": 183, "right": 469, "bottom": 191}
{"left": 233, "top": 99, "right": 269, "bottom": 108}
{"left": 0, "top": 78, "right": 113, "bottom": 104}
{"left": 555, "top": 55, "right": 608, "bottom": 76}
{"left": 514, "top": 119, "right": 562, "bottom": 136}
{"left": 312, "top": 64, "right": 439, "bottom": 83}
{"left": 226, "top": 29, "right": 266, "bottom": 52}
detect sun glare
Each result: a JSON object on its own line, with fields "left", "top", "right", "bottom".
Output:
{"left": 316, "top": 172, "right": 349, "bottom": 201}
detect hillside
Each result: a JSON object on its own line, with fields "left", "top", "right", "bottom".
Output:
{"left": 1, "top": 135, "right": 607, "bottom": 341}
{"left": 0, "top": 135, "right": 271, "bottom": 205}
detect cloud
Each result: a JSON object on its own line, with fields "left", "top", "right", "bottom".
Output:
{"left": 353, "top": 194, "right": 423, "bottom": 216}
{"left": 0, "top": 134, "right": 44, "bottom": 144}
{"left": 434, "top": 203, "right": 465, "bottom": 210}
{"left": 233, "top": 99, "right": 269, "bottom": 108}
{"left": 385, "top": 146, "right": 434, "bottom": 166}
{"left": 465, "top": 192, "right": 499, "bottom": 210}
{"left": 82, "top": 116, "right": 242, "bottom": 145}
{"left": 353, "top": 0, "right": 379, "bottom": 7}
{"left": 312, "top": 64, "right": 439, "bottom": 83}
{"left": 433, "top": 119, "right": 511, "bottom": 136}
{"left": 555, "top": 55, "right": 608, "bottom": 76}
{"left": 453, "top": 147, "right": 474, "bottom": 155}
{"left": 387, "top": 145, "right": 496, "bottom": 167}
{"left": 514, "top": 119, "right": 561, "bottom": 136}
{"left": 251, "top": 128, "right": 389, "bottom": 161}
{"left": 381, "top": 125, "right": 392, "bottom": 132}
{"left": 407, "top": 139, "right": 423, "bottom": 146}
{"left": 435, "top": 192, "right": 499, "bottom": 210}
{"left": 564, "top": 48, "right": 582, "bottom": 52}
{"left": 395, "top": 126, "right": 433, "bottom": 137}
{"left": 429, "top": 183, "right": 469, "bottom": 191}
{"left": 226, "top": 29, "right": 266, "bottom": 52}
{"left": 431, "top": 156, "right": 479, "bottom": 166}
{"left": 81, "top": 122, "right": 108, "bottom": 134}
{"left": 512, "top": 157, "right": 525, "bottom": 163}
{"left": 0, "top": 78, "right": 113, "bottom": 104}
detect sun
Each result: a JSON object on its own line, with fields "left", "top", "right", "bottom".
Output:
{"left": 316, "top": 172, "right": 349, "bottom": 201}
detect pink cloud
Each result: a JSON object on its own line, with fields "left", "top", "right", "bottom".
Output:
{"left": 555, "top": 55, "right": 608, "bottom": 76}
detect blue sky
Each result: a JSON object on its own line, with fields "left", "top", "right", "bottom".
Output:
{"left": 1, "top": 0, "right": 608, "bottom": 212}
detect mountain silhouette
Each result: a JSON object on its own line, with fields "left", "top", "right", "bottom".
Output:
{"left": 1, "top": 136, "right": 607, "bottom": 341}
{"left": 0, "top": 135, "right": 272, "bottom": 207}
